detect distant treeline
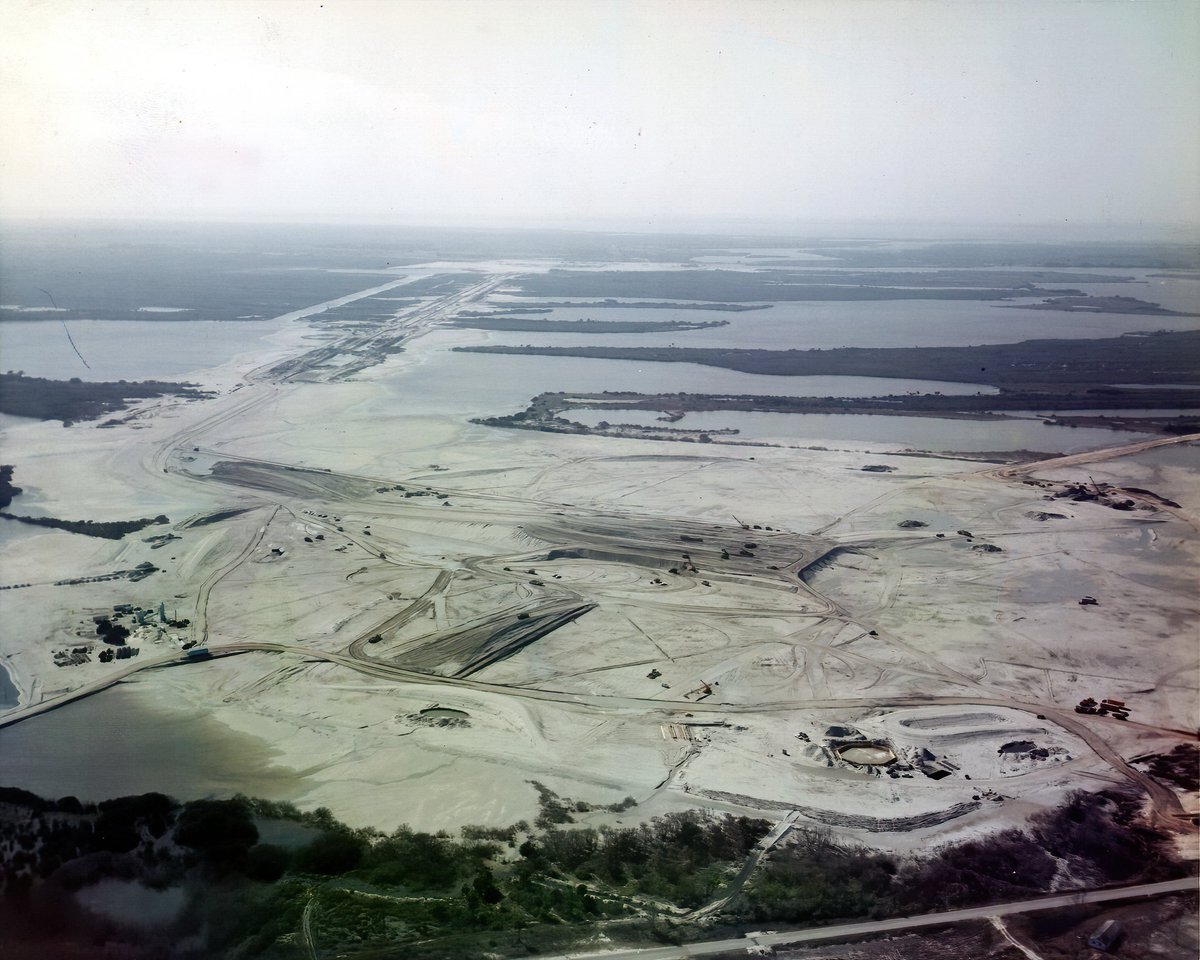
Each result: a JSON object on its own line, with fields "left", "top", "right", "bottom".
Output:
{"left": 510, "top": 270, "right": 1077, "bottom": 303}
{"left": 450, "top": 317, "right": 728, "bottom": 333}
{"left": 520, "top": 387, "right": 1200, "bottom": 419}
{"left": 0, "top": 512, "right": 169, "bottom": 540}
{"left": 0, "top": 372, "right": 211, "bottom": 424}
{"left": 824, "top": 240, "right": 1200, "bottom": 270}
{"left": 455, "top": 329, "right": 1200, "bottom": 388}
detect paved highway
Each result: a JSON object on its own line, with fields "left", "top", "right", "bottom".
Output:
{"left": 539, "top": 877, "right": 1199, "bottom": 959}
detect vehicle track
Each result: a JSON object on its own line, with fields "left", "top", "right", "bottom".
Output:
{"left": 15, "top": 272, "right": 1190, "bottom": 844}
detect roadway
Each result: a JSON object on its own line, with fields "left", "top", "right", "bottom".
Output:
{"left": 539, "top": 877, "right": 1199, "bottom": 960}
{"left": 2, "top": 621, "right": 1191, "bottom": 824}
{"left": 985, "top": 432, "right": 1200, "bottom": 479}
{"left": 3, "top": 278, "right": 1195, "bottom": 859}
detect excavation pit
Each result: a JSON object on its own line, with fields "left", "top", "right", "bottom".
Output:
{"left": 419, "top": 707, "right": 470, "bottom": 720}
{"left": 837, "top": 743, "right": 897, "bottom": 766}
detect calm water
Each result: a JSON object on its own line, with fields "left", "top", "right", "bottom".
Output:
{"left": 479, "top": 292, "right": 1200, "bottom": 351}
{"left": 3, "top": 270, "right": 1194, "bottom": 383}
{"left": 387, "top": 328, "right": 997, "bottom": 419}
{"left": 0, "top": 317, "right": 290, "bottom": 381}
{"left": 0, "top": 662, "right": 17, "bottom": 708}
{"left": 0, "top": 681, "right": 300, "bottom": 802}
{"left": 567, "top": 408, "right": 1154, "bottom": 453}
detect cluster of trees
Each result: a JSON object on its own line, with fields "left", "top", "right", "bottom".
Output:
{"left": 0, "top": 371, "right": 209, "bottom": 424}
{"left": 0, "top": 513, "right": 170, "bottom": 540}
{"left": 455, "top": 329, "right": 1200, "bottom": 389}
{"left": 740, "top": 828, "right": 899, "bottom": 923}
{"left": 0, "top": 465, "right": 20, "bottom": 509}
{"left": 0, "top": 786, "right": 1190, "bottom": 960}
{"left": 1139, "top": 744, "right": 1199, "bottom": 792}
{"left": 739, "top": 789, "right": 1188, "bottom": 924}
{"left": 0, "top": 789, "right": 177, "bottom": 898}
{"left": 525, "top": 811, "right": 768, "bottom": 908}
{"left": 528, "top": 781, "right": 637, "bottom": 829}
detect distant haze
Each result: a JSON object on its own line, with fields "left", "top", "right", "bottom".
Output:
{"left": 2, "top": 0, "right": 1197, "bottom": 234}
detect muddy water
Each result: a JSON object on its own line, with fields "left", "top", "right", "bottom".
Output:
{"left": 0, "top": 681, "right": 300, "bottom": 803}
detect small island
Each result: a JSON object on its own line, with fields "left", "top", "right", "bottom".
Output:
{"left": 998, "top": 295, "right": 1198, "bottom": 316}
{"left": 474, "top": 387, "right": 1200, "bottom": 444}
{"left": 487, "top": 298, "right": 772, "bottom": 311}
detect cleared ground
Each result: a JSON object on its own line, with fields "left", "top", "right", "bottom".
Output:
{"left": 1, "top": 266, "right": 1197, "bottom": 853}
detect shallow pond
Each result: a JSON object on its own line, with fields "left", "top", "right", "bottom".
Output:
{"left": 0, "top": 681, "right": 300, "bottom": 803}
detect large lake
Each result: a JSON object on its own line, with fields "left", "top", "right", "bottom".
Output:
{"left": 0, "top": 317, "right": 292, "bottom": 381}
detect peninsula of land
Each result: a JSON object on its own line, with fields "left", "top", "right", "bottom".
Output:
{"left": 455, "top": 329, "right": 1200, "bottom": 388}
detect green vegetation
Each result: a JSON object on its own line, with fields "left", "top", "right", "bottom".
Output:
{"left": 0, "top": 372, "right": 212, "bottom": 424}
{"left": 528, "top": 781, "right": 638, "bottom": 828}
{"left": 471, "top": 409, "right": 740, "bottom": 445}
{"left": 1134, "top": 743, "right": 1200, "bottom": 792}
{"left": 0, "top": 465, "right": 20, "bottom": 509}
{"left": 0, "top": 784, "right": 1189, "bottom": 959}
{"left": 528, "top": 811, "right": 769, "bottom": 907}
{"left": 1000, "top": 294, "right": 1197, "bottom": 316}
{"left": 742, "top": 790, "right": 1186, "bottom": 922}
{"left": 455, "top": 329, "right": 1200, "bottom": 388}
{"left": 0, "top": 512, "right": 170, "bottom": 540}
{"left": 472, "top": 384, "right": 1200, "bottom": 444}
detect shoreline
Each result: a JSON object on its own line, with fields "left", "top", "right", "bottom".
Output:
{"left": 0, "top": 259, "right": 1196, "bottom": 851}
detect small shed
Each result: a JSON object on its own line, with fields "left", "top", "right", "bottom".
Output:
{"left": 1088, "top": 919, "right": 1124, "bottom": 951}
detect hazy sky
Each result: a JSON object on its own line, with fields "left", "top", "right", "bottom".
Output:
{"left": 2, "top": 0, "right": 1197, "bottom": 232}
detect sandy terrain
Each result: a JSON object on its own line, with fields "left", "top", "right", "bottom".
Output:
{"left": 1, "top": 265, "right": 1196, "bottom": 851}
